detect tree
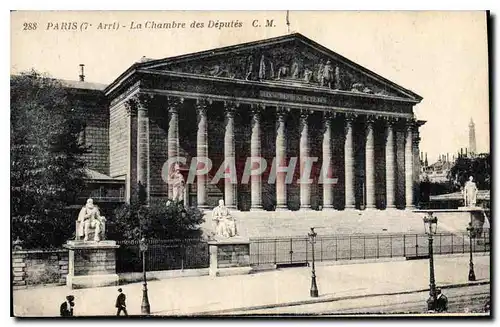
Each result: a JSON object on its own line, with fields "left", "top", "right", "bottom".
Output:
{"left": 11, "top": 70, "right": 87, "bottom": 248}
{"left": 110, "top": 199, "right": 205, "bottom": 241}
{"left": 448, "top": 154, "right": 491, "bottom": 191}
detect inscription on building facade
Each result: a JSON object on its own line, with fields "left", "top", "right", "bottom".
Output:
{"left": 259, "top": 90, "right": 328, "bottom": 104}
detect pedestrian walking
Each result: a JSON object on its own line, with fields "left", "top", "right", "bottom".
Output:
{"left": 60, "top": 295, "right": 75, "bottom": 317}
{"left": 115, "top": 288, "right": 128, "bottom": 316}
{"left": 435, "top": 288, "right": 448, "bottom": 313}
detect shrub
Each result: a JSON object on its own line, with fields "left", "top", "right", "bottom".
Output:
{"left": 109, "top": 199, "right": 205, "bottom": 241}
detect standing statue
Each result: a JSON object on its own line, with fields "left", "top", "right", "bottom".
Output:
{"left": 212, "top": 199, "right": 237, "bottom": 238}
{"left": 245, "top": 55, "right": 254, "bottom": 80}
{"left": 258, "top": 55, "right": 266, "bottom": 80}
{"left": 277, "top": 65, "right": 288, "bottom": 80}
{"left": 316, "top": 60, "right": 325, "bottom": 84}
{"left": 463, "top": 176, "right": 479, "bottom": 207}
{"left": 334, "top": 66, "right": 341, "bottom": 89}
{"left": 321, "top": 60, "right": 334, "bottom": 88}
{"left": 303, "top": 68, "right": 313, "bottom": 83}
{"left": 77, "top": 198, "right": 106, "bottom": 242}
{"left": 291, "top": 61, "right": 300, "bottom": 79}
{"left": 169, "top": 163, "right": 185, "bottom": 202}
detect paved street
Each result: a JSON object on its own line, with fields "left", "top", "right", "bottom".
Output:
{"left": 13, "top": 253, "right": 490, "bottom": 317}
{"left": 226, "top": 284, "right": 490, "bottom": 315}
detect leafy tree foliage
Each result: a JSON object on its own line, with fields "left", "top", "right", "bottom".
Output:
{"left": 109, "top": 198, "right": 205, "bottom": 241}
{"left": 11, "top": 70, "right": 87, "bottom": 248}
{"left": 448, "top": 154, "right": 491, "bottom": 191}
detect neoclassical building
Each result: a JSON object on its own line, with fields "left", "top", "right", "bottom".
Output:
{"left": 78, "top": 33, "right": 425, "bottom": 212}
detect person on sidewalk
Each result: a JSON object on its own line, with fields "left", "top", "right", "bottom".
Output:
{"left": 435, "top": 288, "right": 448, "bottom": 313}
{"left": 60, "top": 295, "right": 75, "bottom": 317}
{"left": 115, "top": 288, "right": 128, "bottom": 316}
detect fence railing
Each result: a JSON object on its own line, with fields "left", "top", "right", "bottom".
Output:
{"left": 249, "top": 229, "right": 490, "bottom": 267}
{"left": 116, "top": 239, "right": 209, "bottom": 273}
{"left": 115, "top": 230, "right": 490, "bottom": 273}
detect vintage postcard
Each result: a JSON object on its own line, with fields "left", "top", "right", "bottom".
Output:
{"left": 10, "top": 10, "right": 491, "bottom": 317}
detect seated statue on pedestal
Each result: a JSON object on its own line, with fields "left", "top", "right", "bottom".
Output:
{"left": 212, "top": 199, "right": 237, "bottom": 238}
{"left": 76, "top": 198, "right": 106, "bottom": 242}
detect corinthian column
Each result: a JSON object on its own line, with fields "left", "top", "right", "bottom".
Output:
{"left": 344, "top": 115, "right": 355, "bottom": 209}
{"left": 224, "top": 102, "right": 237, "bottom": 209}
{"left": 136, "top": 97, "right": 150, "bottom": 203}
{"left": 322, "top": 112, "right": 334, "bottom": 209}
{"left": 365, "top": 117, "right": 376, "bottom": 209}
{"left": 299, "top": 110, "right": 312, "bottom": 210}
{"left": 275, "top": 108, "right": 288, "bottom": 210}
{"left": 405, "top": 120, "right": 415, "bottom": 209}
{"left": 167, "top": 97, "right": 182, "bottom": 199}
{"left": 250, "top": 105, "right": 263, "bottom": 210}
{"left": 196, "top": 99, "right": 209, "bottom": 208}
{"left": 385, "top": 119, "right": 396, "bottom": 209}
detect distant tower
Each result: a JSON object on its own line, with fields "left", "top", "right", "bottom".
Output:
{"left": 469, "top": 118, "right": 476, "bottom": 156}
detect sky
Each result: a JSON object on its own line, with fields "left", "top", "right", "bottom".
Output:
{"left": 10, "top": 11, "right": 490, "bottom": 163}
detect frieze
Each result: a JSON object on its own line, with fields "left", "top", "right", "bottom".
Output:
{"left": 162, "top": 42, "right": 402, "bottom": 98}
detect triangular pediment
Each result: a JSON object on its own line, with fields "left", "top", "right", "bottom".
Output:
{"left": 137, "top": 33, "right": 422, "bottom": 102}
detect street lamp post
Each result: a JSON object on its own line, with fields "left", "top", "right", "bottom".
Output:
{"left": 467, "top": 222, "right": 476, "bottom": 282}
{"left": 308, "top": 227, "right": 319, "bottom": 298}
{"left": 139, "top": 237, "right": 151, "bottom": 315}
{"left": 423, "top": 212, "right": 438, "bottom": 311}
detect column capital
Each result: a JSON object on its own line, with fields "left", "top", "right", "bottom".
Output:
{"left": 166, "top": 96, "right": 184, "bottom": 114}
{"left": 276, "top": 106, "right": 290, "bottom": 119}
{"left": 224, "top": 100, "right": 240, "bottom": 110}
{"left": 300, "top": 109, "right": 313, "bottom": 119}
{"left": 196, "top": 98, "right": 211, "bottom": 115}
{"left": 250, "top": 103, "right": 265, "bottom": 115}
{"left": 124, "top": 97, "right": 138, "bottom": 117}
{"left": 382, "top": 117, "right": 399, "bottom": 126}
{"left": 224, "top": 101, "right": 239, "bottom": 118}
{"left": 137, "top": 93, "right": 155, "bottom": 108}
{"left": 343, "top": 112, "right": 358, "bottom": 122}
{"left": 364, "top": 115, "right": 377, "bottom": 125}
{"left": 323, "top": 111, "right": 337, "bottom": 121}
{"left": 405, "top": 118, "right": 417, "bottom": 130}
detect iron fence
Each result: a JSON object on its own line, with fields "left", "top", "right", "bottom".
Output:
{"left": 116, "top": 239, "right": 209, "bottom": 273}
{"left": 249, "top": 229, "right": 490, "bottom": 267}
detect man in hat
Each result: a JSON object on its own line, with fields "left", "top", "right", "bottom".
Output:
{"left": 60, "top": 295, "right": 75, "bottom": 317}
{"left": 435, "top": 288, "right": 448, "bottom": 313}
{"left": 115, "top": 288, "right": 128, "bottom": 316}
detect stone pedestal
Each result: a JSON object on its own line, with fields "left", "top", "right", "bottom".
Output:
{"left": 413, "top": 208, "right": 490, "bottom": 235}
{"left": 208, "top": 237, "right": 251, "bottom": 277}
{"left": 64, "top": 240, "right": 120, "bottom": 289}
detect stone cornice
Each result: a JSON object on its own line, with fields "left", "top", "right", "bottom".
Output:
{"left": 141, "top": 88, "right": 414, "bottom": 120}
{"left": 138, "top": 69, "right": 421, "bottom": 104}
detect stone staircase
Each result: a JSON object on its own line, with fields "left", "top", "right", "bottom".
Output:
{"left": 200, "top": 207, "right": 490, "bottom": 239}
{"left": 201, "top": 209, "right": 434, "bottom": 239}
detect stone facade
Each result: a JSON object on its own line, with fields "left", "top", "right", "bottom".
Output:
{"left": 109, "top": 102, "right": 129, "bottom": 179}
{"left": 57, "top": 33, "right": 425, "bottom": 212}
{"left": 12, "top": 250, "right": 68, "bottom": 288}
{"left": 67, "top": 86, "right": 109, "bottom": 175}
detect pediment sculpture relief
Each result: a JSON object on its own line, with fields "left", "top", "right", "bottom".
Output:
{"left": 165, "top": 46, "right": 400, "bottom": 98}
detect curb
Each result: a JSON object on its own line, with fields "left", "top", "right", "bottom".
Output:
{"left": 179, "top": 280, "right": 490, "bottom": 316}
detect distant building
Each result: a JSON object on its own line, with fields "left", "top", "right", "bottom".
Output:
{"left": 469, "top": 118, "right": 477, "bottom": 157}
{"left": 420, "top": 153, "right": 453, "bottom": 184}
{"left": 420, "top": 118, "right": 480, "bottom": 184}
